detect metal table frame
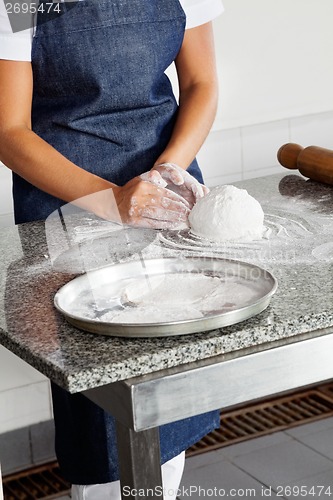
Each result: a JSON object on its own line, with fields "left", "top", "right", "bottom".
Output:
{"left": 83, "top": 326, "right": 333, "bottom": 499}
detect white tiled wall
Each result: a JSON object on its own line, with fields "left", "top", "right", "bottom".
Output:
{"left": 290, "top": 113, "right": 333, "bottom": 148}
{"left": 0, "top": 109, "right": 333, "bottom": 433}
{"left": 198, "top": 110, "right": 333, "bottom": 188}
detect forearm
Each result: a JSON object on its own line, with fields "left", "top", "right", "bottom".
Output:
{"left": 154, "top": 81, "right": 218, "bottom": 168}
{"left": 0, "top": 126, "right": 118, "bottom": 217}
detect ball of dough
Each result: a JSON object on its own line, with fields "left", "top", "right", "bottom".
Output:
{"left": 188, "top": 185, "right": 264, "bottom": 242}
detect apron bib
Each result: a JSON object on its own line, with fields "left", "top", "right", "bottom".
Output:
{"left": 13, "top": 0, "right": 218, "bottom": 483}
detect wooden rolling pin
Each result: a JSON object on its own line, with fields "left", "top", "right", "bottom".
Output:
{"left": 277, "top": 143, "right": 333, "bottom": 185}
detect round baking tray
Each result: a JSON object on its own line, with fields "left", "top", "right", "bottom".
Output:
{"left": 54, "top": 257, "right": 278, "bottom": 337}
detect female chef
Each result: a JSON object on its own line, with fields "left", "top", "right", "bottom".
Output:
{"left": 0, "top": 0, "right": 223, "bottom": 498}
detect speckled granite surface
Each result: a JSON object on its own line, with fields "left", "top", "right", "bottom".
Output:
{"left": 1, "top": 173, "right": 333, "bottom": 393}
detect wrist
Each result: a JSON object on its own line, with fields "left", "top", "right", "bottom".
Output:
{"left": 154, "top": 161, "right": 183, "bottom": 170}
{"left": 95, "top": 185, "right": 122, "bottom": 223}
{"left": 72, "top": 180, "right": 123, "bottom": 223}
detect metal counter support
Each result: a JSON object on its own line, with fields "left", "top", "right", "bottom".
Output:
{"left": 83, "top": 328, "right": 333, "bottom": 499}
{"left": 116, "top": 423, "right": 163, "bottom": 498}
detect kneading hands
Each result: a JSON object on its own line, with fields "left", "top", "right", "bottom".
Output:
{"left": 114, "top": 164, "right": 208, "bottom": 230}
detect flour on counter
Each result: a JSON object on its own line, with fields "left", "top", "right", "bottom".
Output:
{"left": 189, "top": 185, "right": 264, "bottom": 242}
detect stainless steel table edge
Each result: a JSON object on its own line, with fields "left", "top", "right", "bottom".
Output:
{"left": 83, "top": 325, "right": 333, "bottom": 431}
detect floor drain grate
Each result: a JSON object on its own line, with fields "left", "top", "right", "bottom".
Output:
{"left": 3, "top": 461, "right": 70, "bottom": 500}
{"left": 317, "top": 383, "right": 333, "bottom": 400}
{"left": 187, "top": 384, "right": 333, "bottom": 457}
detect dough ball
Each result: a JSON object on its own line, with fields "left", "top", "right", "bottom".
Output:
{"left": 188, "top": 185, "right": 264, "bottom": 242}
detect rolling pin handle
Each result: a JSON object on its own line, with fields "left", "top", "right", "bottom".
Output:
{"left": 277, "top": 143, "right": 304, "bottom": 170}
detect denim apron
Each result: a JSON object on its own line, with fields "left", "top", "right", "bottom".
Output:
{"left": 13, "top": 0, "right": 220, "bottom": 484}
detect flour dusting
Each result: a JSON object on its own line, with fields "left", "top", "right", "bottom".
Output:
{"left": 122, "top": 274, "right": 221, "bottom": 306}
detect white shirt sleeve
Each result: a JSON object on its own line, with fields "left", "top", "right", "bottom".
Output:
{"left": 0, "top": 0, "right": 32, "bottom": 61}
{"left": 180, "top": 0, "right": 224, "bottom": 29}
{"left": 0, "top": 0, "right": 224, "bottom": 62}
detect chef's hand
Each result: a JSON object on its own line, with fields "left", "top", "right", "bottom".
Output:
{"left": 113, "top": 176, "right": 190, "bottom": 229}
{"left": 148, "top": 162, "right": 209, "bottom": 208}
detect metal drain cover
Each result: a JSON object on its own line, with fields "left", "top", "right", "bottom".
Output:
{"left": 187, "top": 386, "right": 333, "bottom": 456}
{"left": 3, "top": 462, "right": 70, "bottom": 500}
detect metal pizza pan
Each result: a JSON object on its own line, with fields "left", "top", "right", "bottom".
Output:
{"left": 54, "top": 256, "right": 278, "bottom": 337}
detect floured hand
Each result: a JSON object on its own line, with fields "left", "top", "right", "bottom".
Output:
{"left": 148, "top": 162, "right": 209, "bottom": 208}
{"left": 113, "top": 176, "right": 190, "bottom": 230}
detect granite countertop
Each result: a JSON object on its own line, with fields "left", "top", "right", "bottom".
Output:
{"left": 1, "top": 173, "right": 333, "bottom": 393}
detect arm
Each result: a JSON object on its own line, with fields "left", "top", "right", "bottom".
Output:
{"left": 155, "top": 21, "right": 219, "bottom": 168}
{"left": 0, "top": 60, "right": 189, "bottom": 227}
{"left": 149, "top": 21, "right": 218, "bottom": 205}
{"left": 0, "top": 61, "right": 115, "bottom": 205}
